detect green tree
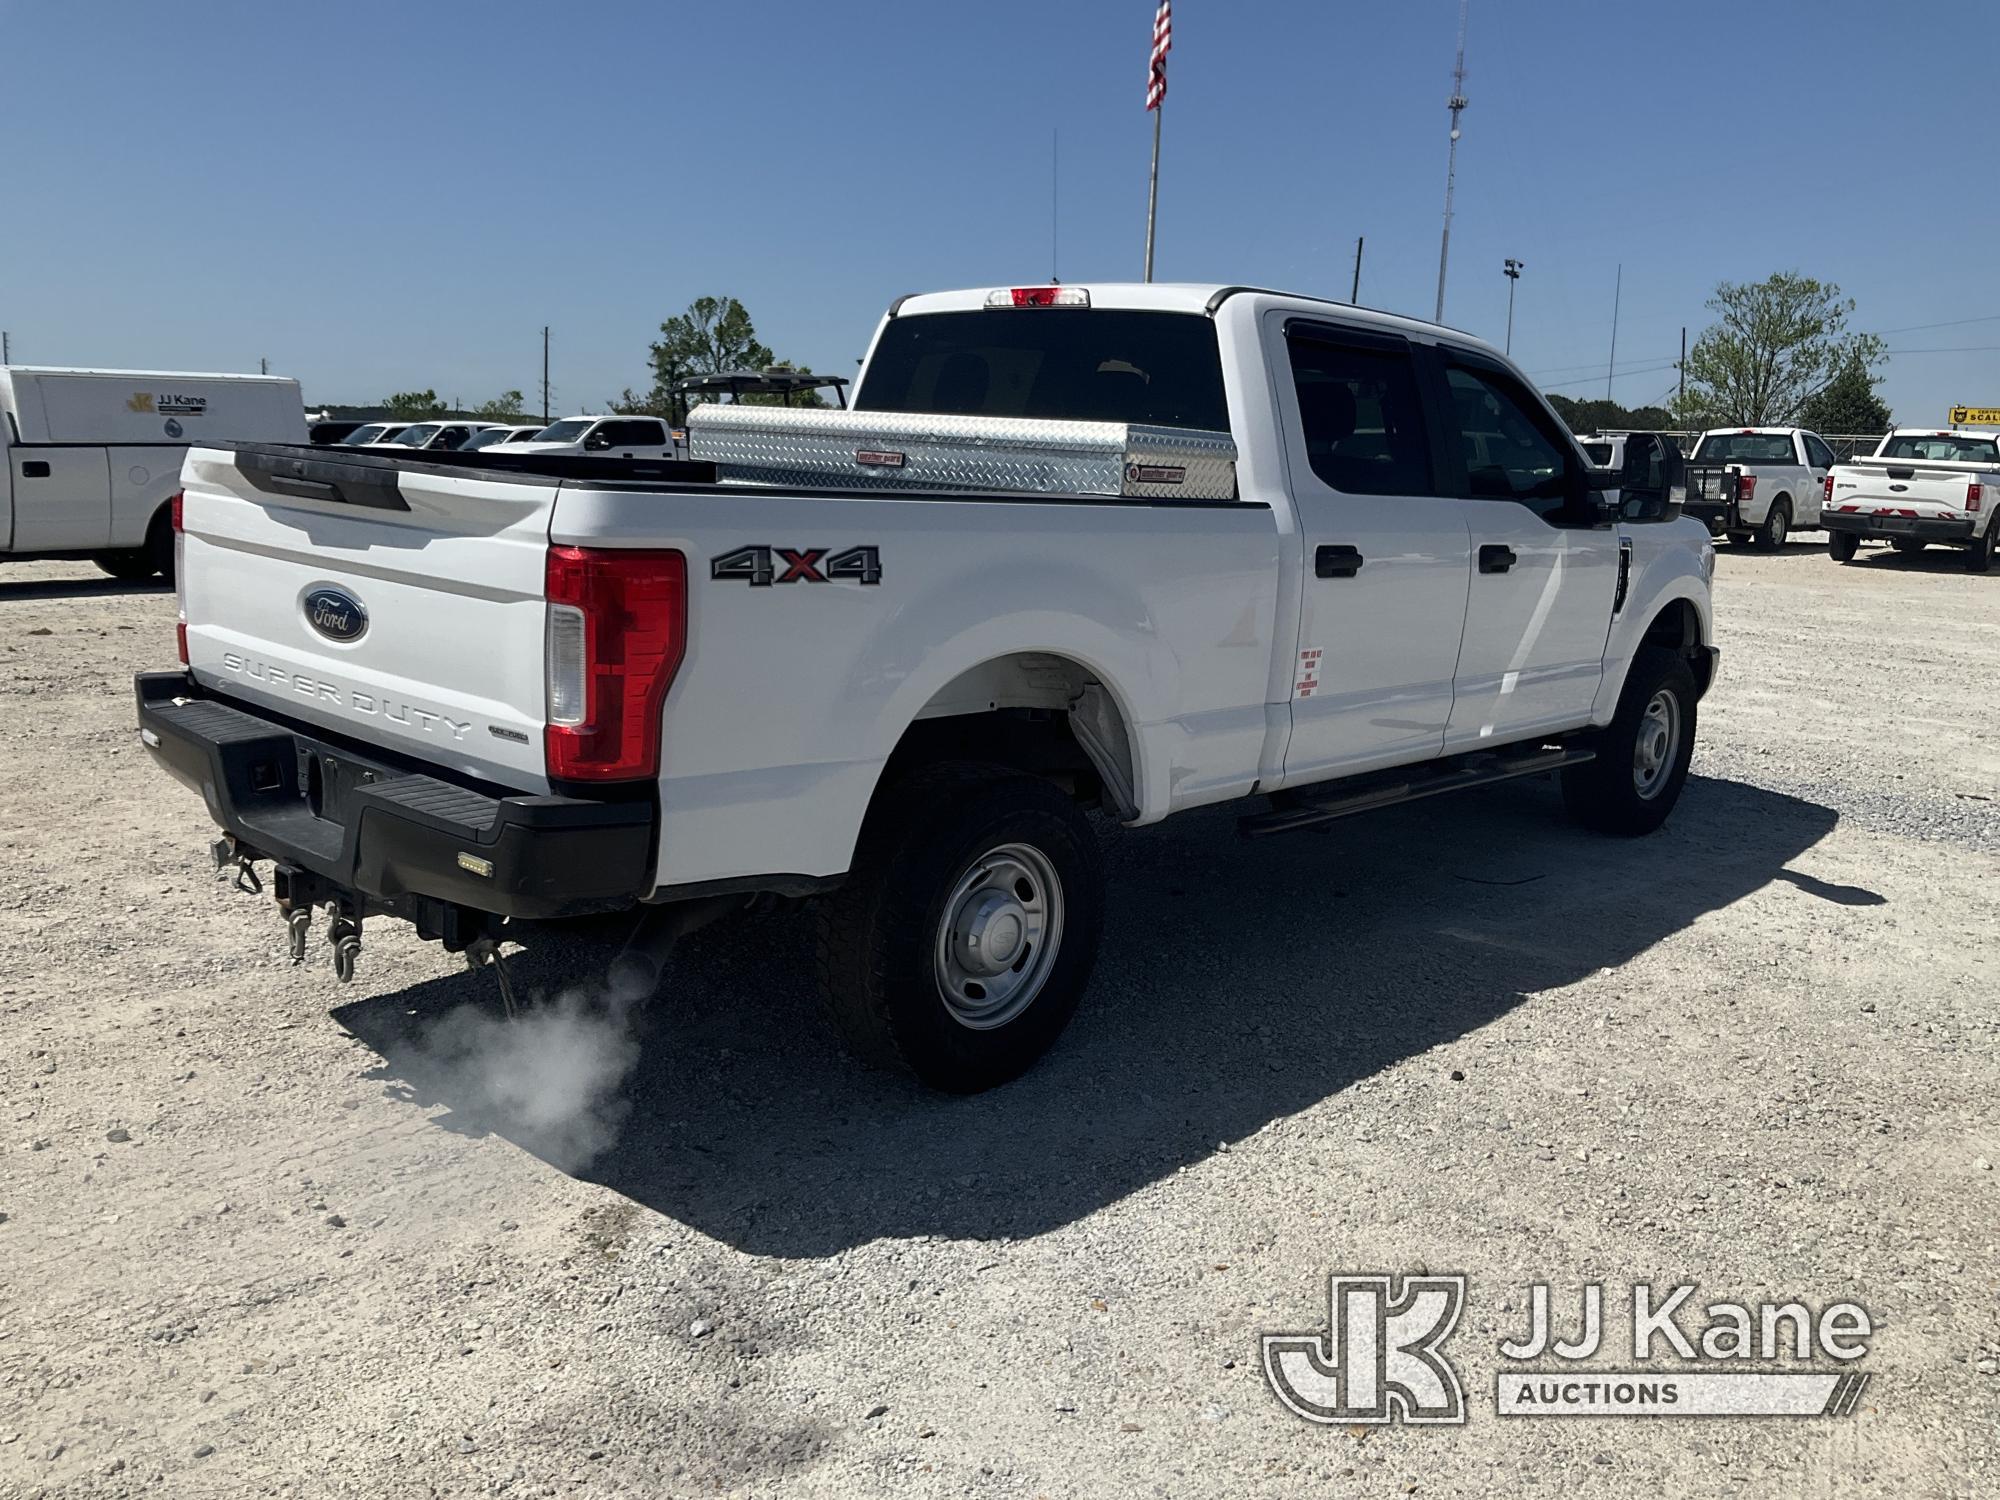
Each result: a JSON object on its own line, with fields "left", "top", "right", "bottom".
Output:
{"left": 1797, "top": 352, "right": 1892, "bottom": 435}
{"left": 382, "top": 388, "right": 446, "bottom": 419}
{"left": 1546, "top": 394, "right": 1674, "bottom": 434}
{"left": 472, "top": 389, "right": 526, "bottom": 419}
{"left": 647, "top": 295, "right": 776, "bottom": 398}
{"left": 1671, "top": 272, "right": 1884, "bottom": 428}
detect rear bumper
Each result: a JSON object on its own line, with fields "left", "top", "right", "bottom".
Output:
{"left": 1822, "top": 512, "right": 1976, "bottom": 542}
{"left": 135, "top": 671, "right": 654, "bottom": 920}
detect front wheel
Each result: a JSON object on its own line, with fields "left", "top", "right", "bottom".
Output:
{"left": 1829, "top": 531, "right": 1860, "bottom": 563}
{"left": 815, "top": 763, "right": 1105, "bottom": 1091}
{"left": 1562, "top": 646, "right": 1698, "bottom": 837}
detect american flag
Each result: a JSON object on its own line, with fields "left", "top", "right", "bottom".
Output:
{"left": 1146, "top": 0, "right": 1172, "bottom": 111}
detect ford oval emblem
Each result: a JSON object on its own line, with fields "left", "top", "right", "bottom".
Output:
{"left": 303, "top": 586, "right": 368, "bottom": 643}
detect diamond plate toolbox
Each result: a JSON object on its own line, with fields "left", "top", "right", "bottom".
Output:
{"left": 686, "top": 404, "right": 1237, "bottom": 501}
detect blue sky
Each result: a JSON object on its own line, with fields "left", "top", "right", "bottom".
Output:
{"left": 2, "top": 0, "right": 1994, "bottom": 423}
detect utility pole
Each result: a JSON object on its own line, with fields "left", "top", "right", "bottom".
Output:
{"left": 259, "top": 357, "right": 268, "bottom": 376}
{"left": 540, "top": 327, "right": 551, "bottom": 423}
{"left": 2, "top": 330, "right": 10, "bottom": 364}
{"left": 1677, "top": 325, "right": 1687, "bottom": 410}
{"left": 1503, "top": 258, "right": 1524, "bottom": 355}
{"left": 1434, "top": 0, "right": 1469, "bottom": 324}
{"left": 1606, "top": 264, "right": 1622, "bottom": 401}
{"left": 1351, "top": 236, "right": 1365, "bottom": 303}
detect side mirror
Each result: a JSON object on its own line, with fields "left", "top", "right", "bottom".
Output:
{"left": 584, "top": 431, "right": 611, "bottom": 451}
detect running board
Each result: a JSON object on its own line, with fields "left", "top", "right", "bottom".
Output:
{"left": 1238, "top": 747, "right": 1596, "bottom": 838}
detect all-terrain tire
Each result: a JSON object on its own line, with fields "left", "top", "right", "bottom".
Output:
{"left": 1755, "top": 498, "right": 1791, "bottom": 550}
{"left": 1562, "top": 646, "right": 1698, "bottom": 837}
{"left": 1966, "top": 523, "right": 1997, "bottom": 575}
{"left": 93, "top": 551, "right": 157, "bottom": 582}
{"left": 144, "top": 506, "right": 176, "bottom": 584}
{"left": 814, "top": 762, "right": 1105, "bottom": 1092}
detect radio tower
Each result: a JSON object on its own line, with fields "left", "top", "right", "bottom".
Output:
{"left": 1433, "top": 0, "right": 1469, "bottom": 324}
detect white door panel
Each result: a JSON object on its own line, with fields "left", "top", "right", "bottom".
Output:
{"left": 11, "top": 447, "right": 112, "bottom": 550}
{"left": 1449, "top": 515, "right": 1618, "bottom": 747}
{"left": 1270, "top": 319, "right": 1472, "bottom": 781}
{"left": 1437, "top": 356, "right": 1614, "bottom": 747}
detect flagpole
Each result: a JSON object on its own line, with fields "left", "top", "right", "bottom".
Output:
{"left": 1143, "top": 104, "right": 1162, "bottom": 283}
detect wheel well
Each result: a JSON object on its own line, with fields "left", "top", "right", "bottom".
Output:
{"left": 1642, "top": 598, "right": 1711, "bottom": 693}
{"left": 875, "top": 653, "right": 1139, "bottom": 820}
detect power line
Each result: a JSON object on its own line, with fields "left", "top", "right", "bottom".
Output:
{"left": 1870, "top": 313, "right": 2000, "bottom": 336}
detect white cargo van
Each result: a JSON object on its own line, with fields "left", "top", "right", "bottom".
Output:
{"left": 2, "top": 366, "right": 306, "bottom": 580}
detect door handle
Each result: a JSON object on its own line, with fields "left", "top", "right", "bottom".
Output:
{"left": 1315, "top": 544, "right": 1364, "bottom": 578}
{"left": 20, "top": 461, "right": 51, "bottom": 478}
{"left": 1478, "top": 544, "right": 1517, "bottom": 574}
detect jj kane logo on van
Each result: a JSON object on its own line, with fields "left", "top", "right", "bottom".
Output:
{"left": 127, "top": 390, "right": 209, "bottom": 417}
{"left": 1264, "top": 1274, "right": 1873, "bottom": 1424}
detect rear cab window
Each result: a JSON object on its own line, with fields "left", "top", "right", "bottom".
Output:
{"left": 1878, "top": 433, "right": 1999, "bottom": 462}
{"left": 1691, "top": 432, "right": 1798, "bottom": 465}
{"left": 855, "top": 309, "right": 1230, "bottom": 432}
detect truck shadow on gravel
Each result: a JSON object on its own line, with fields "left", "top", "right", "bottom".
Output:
{"left": 335, "top": 773, "right": 1838, "bottom": 1257}
{"left": 0, "top": 575, "right": 168, "bottom": 601}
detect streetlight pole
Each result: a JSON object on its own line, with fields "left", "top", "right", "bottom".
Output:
{"left": 1503, "top": 258, "right": 1523, "bottom": 355}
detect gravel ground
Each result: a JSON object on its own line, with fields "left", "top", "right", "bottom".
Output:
{"left": 1, "top": 541, "right": 1995, "bottom": 1498}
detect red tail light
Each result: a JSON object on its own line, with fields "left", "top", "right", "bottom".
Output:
{"left": 543, "top": 546, "right": 687, "bottom": 782}
{"left": 1968, "top": 483, "right": 1983, "bottom": 513}
{"left": 1737, "top": 473, "right": 1757, "bottom": 503}
{"left": 1823, "top": 474, "right": 1835, "bottom": 504}
{"left": 171, "top": 490, "right": 188, "bottom": 665}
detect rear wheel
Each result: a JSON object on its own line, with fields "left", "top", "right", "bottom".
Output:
{"left": 93, "top": 551, "right": 157, "bottom": 582}
{"left": 815, "top": 763, "right": 1104, "bottom": 1092}
{"left": 1829, "top": 531, "right": 1860, "bottom": 563}
{"left": 1967, "top": 522, "right": 1997, "bottom": 575}
{"left": 143, "top": 506, "right": 176, "bottom": 584}
{"left": 1562, "top": 646, "right": 1697, "bottom": 837}
{"left": 1755, "top": 498, "right": 1791, "bottom": 550}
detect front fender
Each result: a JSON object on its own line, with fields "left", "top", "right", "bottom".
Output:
{"left": 1593, "top": 522, "right": 1714, "bottom": 724}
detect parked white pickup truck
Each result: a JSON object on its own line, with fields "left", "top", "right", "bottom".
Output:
{"left": 1681, "top": 426, "right": 1837, "bottom": 548}
{"left": 136, "top": 283, "right": 1717, "bottom": 1089}
{"left": 1823, "top": 427, "right": 2000, "bottom": 571}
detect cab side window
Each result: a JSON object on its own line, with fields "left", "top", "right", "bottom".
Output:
{"left": 1286, "top": 332, "right": 1435, "bottom": 497}
{"left": 1805, "top": 434, "right": 1837, "bottom": 469}
{"left": 599, "top": 419, "right": 663, "bottom": 446}
{"left": 1441, "top": 361, "right": 1577, "bottom": 520}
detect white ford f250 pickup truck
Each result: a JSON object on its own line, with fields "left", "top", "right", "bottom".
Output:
{"left": 1680, "top": 425, "right": 1838, "bottom": 549}
{"left": 136, "top": 283, "right": 1718, "bottom": 1090}
{"left": 1822, "top": 427, "right": 2000, "bottom": 571}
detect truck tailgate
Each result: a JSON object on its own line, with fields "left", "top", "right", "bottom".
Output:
{"left": 178, "top": 445, "right": 555, "bottom": 789}
{"left": 1831, "top": 458, "right": 1986, "bottom": 512}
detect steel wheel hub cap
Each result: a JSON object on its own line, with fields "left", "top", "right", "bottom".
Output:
{"left": 934, "top": 842, "right": 1064, "bottom": 1030}
{"left": 1633, "top": 689, "right": 1681, "bottom": 800}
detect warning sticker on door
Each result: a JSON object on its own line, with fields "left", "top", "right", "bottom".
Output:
{"left": 1296, "top": 647, "right": 1323, "bottom": 698}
